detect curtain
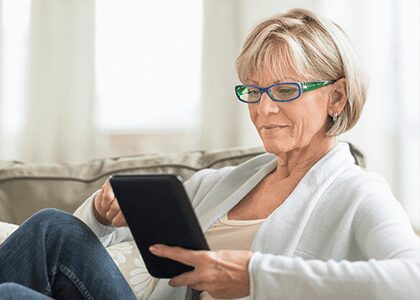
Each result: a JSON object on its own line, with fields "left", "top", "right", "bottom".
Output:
{"left": 199, "top": 0, "right": 420, "bottom": 229}
{"left": 0, "top": 2, "right": 3, "bottom": 158}
{"left": 0, "top": 0, "right": 418, "bottom": 228}
{"left": 199, "top": 0, "right": 244, "bottom": 149}
{"left": 0, "top": 0, "right": 31, "bottom": 161}
{"left": 22, "top": 0, "right": 97, "bottom": 163}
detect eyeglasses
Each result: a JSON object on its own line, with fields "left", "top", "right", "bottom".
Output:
{"left": 234, "top": 80, "right": 336, "bottom": 103}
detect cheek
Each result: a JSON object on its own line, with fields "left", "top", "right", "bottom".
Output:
{"left": 247, "top": 97, "right": 328, "bottom": 149}
{"left": 292, "top": 100, "right": 329, "bottom": 139}
{"left": 248, "top": 105, "right": 258, "bottom": 126}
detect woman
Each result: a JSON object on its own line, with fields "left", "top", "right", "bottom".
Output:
{"left": 74, "top": 8, "right": 420, "bottom": 300}
{"left": 0, "top": 209, "right": 136, "bottom": 299}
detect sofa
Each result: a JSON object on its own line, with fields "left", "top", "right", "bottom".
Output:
{"left": 0, "top": 146, "right": 264, "bottom": 299}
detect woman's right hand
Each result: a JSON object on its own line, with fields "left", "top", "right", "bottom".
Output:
{"left": 93, "top": 179, "right": 128, "bottom": 227}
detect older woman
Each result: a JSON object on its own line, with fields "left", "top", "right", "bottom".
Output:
{"left": 75, "top": 8, "right": 420, "bottom": 300}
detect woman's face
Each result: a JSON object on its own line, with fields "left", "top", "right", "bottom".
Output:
{"left": 247, "top": 74, "right": 333, "bottom": 156}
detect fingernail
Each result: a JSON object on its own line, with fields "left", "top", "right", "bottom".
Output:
{"left": 149, "top": 245, "right": 157, "bottom": 252}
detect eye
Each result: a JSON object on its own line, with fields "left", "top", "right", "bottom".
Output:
{"left": 236, "top": 86, "right": 246, "bottom": 94}
{"left": 236, "top": 86, "right": 261, "bottom": 102}
{"left": 248, "top": 89, "right": 260, "bottom": 95}
{"left": 270, "top": 84, "right": 299, "bottom": 100}
{"left": 278, "top": 88, "right": 295, "bottom": 95}
{"left": 237, "top": 86, "right": 258, "bottom": 95}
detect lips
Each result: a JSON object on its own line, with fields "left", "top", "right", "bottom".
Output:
{"left": 259, "top": 124, "right": 287, "bottom": 130}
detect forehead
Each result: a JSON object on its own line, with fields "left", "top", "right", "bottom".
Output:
{"left": 242, "top": 42, "right": 305, "bottom": 86}
{"left": 245, "top": 66, "right": 301, "bottom": 87}
{"left": 246, "top": 70, "right": 299, "bottom": 87}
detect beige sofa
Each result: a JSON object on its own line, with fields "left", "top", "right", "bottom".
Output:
{"left": 0, "top": 146, "right": 264, "bottom": 299}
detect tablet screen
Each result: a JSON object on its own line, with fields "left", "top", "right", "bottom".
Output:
{"left": 110, "top": 174, "right": 209, "bottom": 278}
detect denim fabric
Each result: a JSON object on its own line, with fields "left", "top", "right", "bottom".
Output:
{"left": 0, "top": 282, "right": 51, "bottom": 299}
{"left": 0, "top": 209, "right": 136, "bottom": 300}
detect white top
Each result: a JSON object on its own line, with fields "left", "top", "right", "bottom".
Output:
{"left": 205, "top": 213, "right": 266, "bottom": 251}
{"left": 201, "top": 214, "right": 266, "bottom": 300}
{"left": 74, "top": 142, "right": 420, "bottom": 300}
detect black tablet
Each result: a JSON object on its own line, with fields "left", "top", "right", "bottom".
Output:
{"left": 109, "top": 174, "right": 209, "bottom": 278}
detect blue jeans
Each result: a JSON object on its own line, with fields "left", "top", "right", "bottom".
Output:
{"left": 0, "top": 209, "right": 136, "bottom": 300}
{"left": 0, "top": 282, "right": 52, "bottom": 299}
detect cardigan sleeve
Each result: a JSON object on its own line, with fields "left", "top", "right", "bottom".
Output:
{"left": 73, "top": 191, "right": 133, "bottom": 247}
{"left": 248, "top": 176, "right": 420, "bottom": 300}
{"left": 248, "top": 253, "right": 420, "bottom": 300}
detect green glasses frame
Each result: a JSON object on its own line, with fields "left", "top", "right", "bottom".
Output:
{"left": 235, "top": 80, "right": 336, "bottom": 103}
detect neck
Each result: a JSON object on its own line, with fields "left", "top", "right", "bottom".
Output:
{"left": 272, "top": 137, "right": 336, "bottom": 180}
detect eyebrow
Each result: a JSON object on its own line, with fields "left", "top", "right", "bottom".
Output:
{"left": 246, "top": 79, "right": 298, "bottom": 86}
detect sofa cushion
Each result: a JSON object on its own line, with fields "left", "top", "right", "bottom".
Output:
{"left": 0, "top": 221, "right": 18, "bottom": 244}
{"left": 0, "top": 146, "right": 264, "bottom": 224}
{"left": 106, "top": 240, "right": 157, "bottom": 299}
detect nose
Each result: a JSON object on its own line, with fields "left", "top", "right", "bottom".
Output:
{"left": 257, "top": 92, "right": 280, "bottom": 116}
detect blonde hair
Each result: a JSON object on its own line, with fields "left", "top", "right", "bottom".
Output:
{"left": 236, "top": 8, "right": 367, "bottom": 135}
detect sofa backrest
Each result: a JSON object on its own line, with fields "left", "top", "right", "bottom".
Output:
{"left": 0, "top": 147, "right": 264, "bottom": 224}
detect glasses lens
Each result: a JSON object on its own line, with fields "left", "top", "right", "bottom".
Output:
{"left": 236, "top": 86, "right": 260, "bottom": 102}
{"left": 269, "top": 84, "right": 300, "bottom": 101}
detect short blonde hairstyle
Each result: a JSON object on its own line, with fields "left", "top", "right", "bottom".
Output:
{"left": 236, "top": 8, "right": 367, "bottom": 135}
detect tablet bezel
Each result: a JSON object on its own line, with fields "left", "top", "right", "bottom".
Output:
{"left": 110, "top": 174, "right": 209, "bottom": 278}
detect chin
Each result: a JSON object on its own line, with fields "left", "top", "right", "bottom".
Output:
{"left": 261, "top": 138, "right": 295, "bottom": 155}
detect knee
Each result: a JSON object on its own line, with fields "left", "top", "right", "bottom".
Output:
{"left": 24, "top": 208, "right": 91, "bottom": 237}
{"left": 31, "top": 208, "right": 71, "bottom": 222}
{"left": 0, "top": 283, "right": 47, "bottom": 299}
{"left": 24, "top": 208, "right": 68, "bottom": 229}
{"left": 0, "top": 283, "right": 23, "bottom": 298}
{"left": 21, "top": 208, "right": 100, "bottom": 249}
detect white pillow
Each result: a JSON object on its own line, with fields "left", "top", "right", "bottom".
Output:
{"left": 0, "top": 221, "right": 18, "bottom": 244}
{"left": 106, "top": 241, "right": 159, "bottom": 299}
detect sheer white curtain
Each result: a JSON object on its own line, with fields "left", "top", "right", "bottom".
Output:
{"left": 0, "top": 0, "right": 30, "bottom": 161}
{"left": 0, "top": 0, "right": 418, "bottom": 228}
{"left": 199, "top": 0, "right": 243, "bottom": 149}
{"left": 200, "top": 0, "right": 420, "bottom": 229}
{"left": 94, "top": 0, "right": 202, "bottom": 156}
{"left": 1, "top": 0, "right": 203, "bottom": 162}
{"left": 0, "top": 0, "right": 97, "bottom": 163}
{"left": 23, "top": 0, "right": 97, "bottom": 163}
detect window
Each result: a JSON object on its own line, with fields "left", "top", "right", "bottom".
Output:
{"left": 395, "top": 0, "right": 420, "bottom": 229}
{"left": 95, "top": 0, "right": 203, "bottom": 133}
{"left": 0, "top": 0, "right": 31, "bottom": 160}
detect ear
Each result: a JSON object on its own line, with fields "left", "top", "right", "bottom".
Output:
{"left": 327, "top": 78, "right": 347, "bottom": 116}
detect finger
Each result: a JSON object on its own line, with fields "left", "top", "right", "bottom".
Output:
{"left": 168, "top": 270, "right": 200, "bottom": 287}
{"left": 190, "top": 283, "right": 207, "bottom": 293}
{"left": 101, "top": 179, "right": 109, "bottom": 189}
{"left": 102, "top": 180, "right": 110, "bottom": 195}
{"left": 108, "top": 197, "right": 121, "bottom": 213}
{"left": 149, "top": 245, "right": 199, "bottom": 267}
{"left": 105, "top": 199, "right": 120, "bottom": 221}
{"left": 102, "top": 181, "right": 115, "bottom": 205}
{"left": 94, "top": 188, "right": 104, "bottom": 208}
{"left": 111, "top": 210, "right": 127, "bottom": 227}
{"left": 97, "top": 188, "right": 109, "bottom": 210}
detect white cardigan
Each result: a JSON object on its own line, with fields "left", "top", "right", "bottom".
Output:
{"left": 74, "top": 142, "right": 420, "bottom": 299}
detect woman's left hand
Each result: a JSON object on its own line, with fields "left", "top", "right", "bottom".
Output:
{"left": 149, "top": 244, "right": 253, "bottom": 299}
